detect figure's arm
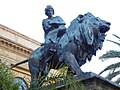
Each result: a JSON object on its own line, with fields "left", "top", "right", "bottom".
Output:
{"left": 42, "top": 19, "right": 53, "bottom": 34}
{"left": 49, "top": 16, "right": 66, "bottom": 26}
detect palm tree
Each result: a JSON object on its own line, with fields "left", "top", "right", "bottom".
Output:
{"left": 99, "top": 34, "right": 120, "bottom": 85}
{"left": 0, "top": 61, "right": 21, "bottom": 90}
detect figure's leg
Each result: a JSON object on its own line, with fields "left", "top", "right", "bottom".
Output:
{"left": 28, "top": 51, "right": 51, "bottom": 88}
{"left": 28, "top": 58, "right": 40, "bottom": 88}
{"left": 63, "top": 52, "right": 84, "bottom": 79}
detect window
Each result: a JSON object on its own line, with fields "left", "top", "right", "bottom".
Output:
{"left": 14, "top": 77, "right": 28, "bottom": 90}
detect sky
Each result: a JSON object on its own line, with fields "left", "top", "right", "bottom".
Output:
{"left": 0, "top": 0, "right": 120, "bottom": 76}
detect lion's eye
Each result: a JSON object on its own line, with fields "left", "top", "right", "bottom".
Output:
{"left": 93, "top": 21, "right": 98, "bottom": 25}
{"left": 96, "top": 17, "right": 100, "bottom": 21}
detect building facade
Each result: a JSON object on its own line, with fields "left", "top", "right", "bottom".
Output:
{"left": 0, "top": 24, "right": 40, "bottom": 88}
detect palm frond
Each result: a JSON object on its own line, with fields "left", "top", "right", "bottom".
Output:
{"left": 99, "top": 62, "right": 120, "bottom": 75}
{"left": 106, "top": 40, "right": 120, "bottom": 47}
{"left": 99, "top": 34, "right": 120, "bottom": 84}
{"left": 112, "top": 34, "right": 120, "bottom": 40}
{"left": 0, "top": 62, "right": 20, "bottom": 90}
{"left": 99, "top": 50, "right": 120, "bottom": 60}
{"left": 116, "top": 78, "right": 120, "bottom": 84}
{"left": 106, "top": 71, "right": 120, "bottom": 80}
{"left": 106, "top": 34, "right": 120, "bottom": 46}
{"left": 30, "top": 66, "right": 85, "bottom": 90}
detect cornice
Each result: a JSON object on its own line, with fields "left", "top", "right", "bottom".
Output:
{"left": 0, "top": 24, "right": 40, "bottom": 45}
{"left": 11, "top": 64, "right": 30, "bottom": 76}
{"left": 0, "top": 36, "right": 32, "bottom": 55}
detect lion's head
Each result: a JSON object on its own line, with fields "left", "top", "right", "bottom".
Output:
{"left": 77, "top": 12, "right": 110, "bottom": 46}
{"left": 68, "top": 12, "right": 111, "bottom": 65}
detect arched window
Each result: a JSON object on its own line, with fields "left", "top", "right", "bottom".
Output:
{"left": 14, "top": 77, "right": 28, "bottom": 90}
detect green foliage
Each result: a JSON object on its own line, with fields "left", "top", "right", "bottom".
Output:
{"left": 99, "top": 34, "right": 120, "bottom": 85}
{"left": 29, "top": 66, "right": 85, "bottom": 90}
{"left": 60, "top": 74, "right": 85, "bottom": 90}
{"left": 0, "top": 61, "right": 21, "bottom": 90}
{"left": 99, "top": 50, "right": 120, "bottom": 61}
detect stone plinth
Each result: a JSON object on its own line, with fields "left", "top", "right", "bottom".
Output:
{"left": 56, "top": 72, "right": 120, "bottom": 90}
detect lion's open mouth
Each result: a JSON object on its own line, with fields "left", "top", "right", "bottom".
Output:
{"left": 99, "top": 25, "right": 110, "bottom": 33}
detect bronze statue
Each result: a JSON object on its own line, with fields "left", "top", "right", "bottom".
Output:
{"left": 11, "top": 5, "right": 111, "bottom": 88}
{"left": 42, "top": 5, "right": 66, "bottom": 57}
{"left": 42, "top": 5, "right": 66, "bottom": 44}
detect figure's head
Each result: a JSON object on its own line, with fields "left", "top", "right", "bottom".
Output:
{"left": 45, "top": 5, "right": 54, "bottom": 17}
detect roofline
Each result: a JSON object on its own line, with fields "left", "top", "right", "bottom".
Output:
{"left": 0, "top": 24, "right": 41, "bottom": 45}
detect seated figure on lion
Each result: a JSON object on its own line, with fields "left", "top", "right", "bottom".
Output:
{"left": 11, "top": 5, "right": 111, "bottom": 88}
{"left": 42, "top": 5, "right": 66, "bottom": 53}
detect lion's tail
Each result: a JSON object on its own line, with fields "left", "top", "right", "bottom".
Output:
{"left": 11, "top": 59, "right": 28, "bottom": 69}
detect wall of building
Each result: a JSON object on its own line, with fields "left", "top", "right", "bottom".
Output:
{"left": 0, "top": 24, "right": 40, "bottom": 86}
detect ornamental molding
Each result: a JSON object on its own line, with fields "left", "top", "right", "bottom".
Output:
{"left": 0, "top": 24, "right": 41, "bottom": 56}
{"left": 0, "top": 36, "right": 32, "bottom": 55}
{"left": 0, "top": 24, "right": 40, "bottom": 45}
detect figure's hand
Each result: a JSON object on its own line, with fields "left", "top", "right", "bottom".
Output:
{"left": 49, "top": 23, "right": 60, "bottom": 28}
{"left": 53, "top": 24, "right": 60, "bottom": 28}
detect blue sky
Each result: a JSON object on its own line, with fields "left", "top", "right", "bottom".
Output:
{"left": 0, "top": 0, "right": 120, "bottom": 76}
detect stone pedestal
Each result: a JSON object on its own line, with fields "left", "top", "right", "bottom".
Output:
{"left": 57, "top": 72, "right": 120, "bottom": 90}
